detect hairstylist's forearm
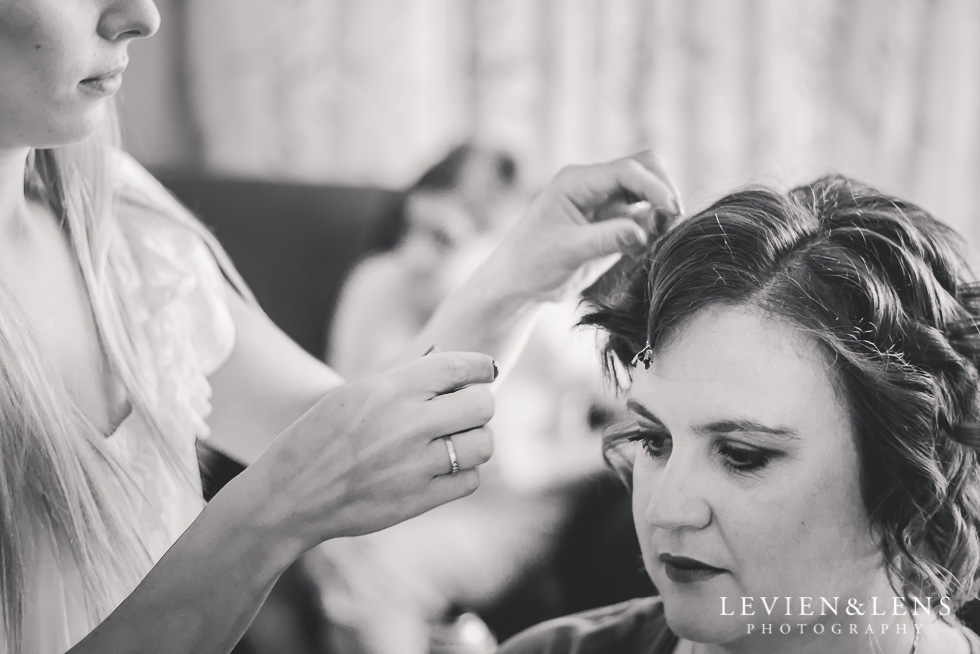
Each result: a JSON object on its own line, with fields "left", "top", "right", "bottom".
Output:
{"left": 408, "top": 256, "right": 543, "bottom": 371}
{"left": 67, "top": 470, "right": 302, "bottom": 654}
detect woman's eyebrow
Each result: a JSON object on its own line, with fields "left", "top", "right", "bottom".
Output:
{"left": 625, "top": 399, "right": 667, "bottom": 426}
{"left": 625, "top": 400, "right": 799, "bottom": 440}
{"left": 695, "top": 419, "right": 800, "bottom": 440}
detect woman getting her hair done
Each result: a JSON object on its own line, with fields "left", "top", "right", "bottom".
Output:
{"left": 0, "top": 1, "right": 682, "bottom": 652}
{"left": 500, "top": 175, "right": 980, "bottom": 653}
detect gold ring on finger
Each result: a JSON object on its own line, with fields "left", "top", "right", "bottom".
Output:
{"left": 443, "top": 436, "right": 460, "bottom": 475}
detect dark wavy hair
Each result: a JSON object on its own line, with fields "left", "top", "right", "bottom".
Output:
{"left": 582, "top": 175, "right": 980, "bottom": 608}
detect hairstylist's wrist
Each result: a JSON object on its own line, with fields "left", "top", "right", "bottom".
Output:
{"left": 207, "top": 462, "right": 309, "bottom": 577}
{"left": 467, "top": 244, "right": 548, "bottom": 312}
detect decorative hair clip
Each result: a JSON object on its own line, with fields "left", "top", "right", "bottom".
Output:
{"left": 631, "top": 340, "right": 653, "bottom": 370}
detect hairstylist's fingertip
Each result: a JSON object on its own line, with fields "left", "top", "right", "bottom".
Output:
{"left": 626, "top": 200, "right": 653, "bottom": 214}
{"left": 622, "top": 226, "right": 648, "bottom": 252}
{"left": 654, "top": 208, "right": 676, "bottom": 235}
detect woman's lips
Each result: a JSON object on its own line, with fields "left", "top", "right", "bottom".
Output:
{"left": 659, "top": 554, "right": 726, "bottom": 584}
{"left": 79, "top": 73, "right": 123, "bottom": 96}
{"left": 80, "top": 63, "right": 127, "bottom": 96}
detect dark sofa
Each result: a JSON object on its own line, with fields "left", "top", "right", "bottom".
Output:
{"left": 156, "top": 172, "right": 404, "bottom": 359}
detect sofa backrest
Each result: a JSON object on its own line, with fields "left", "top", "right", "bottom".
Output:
{"left": 156, "top": 172, "right": 403, "bottom": 359}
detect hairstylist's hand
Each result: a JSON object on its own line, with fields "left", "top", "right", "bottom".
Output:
{"left": 484, "top": 151, "right": 683, "bottom": 302}
{"left": 242, "top": 351, "right": 497, "bottom": 551}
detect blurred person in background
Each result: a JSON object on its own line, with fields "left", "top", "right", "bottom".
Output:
{"left": 328, "top": 143, "right": 523, "bottom": 374}
{"left": 321, "top": 144, "right": 649, "bottom": 654}
{"left": 0, "top": 1, "right": 684, "bottom": 652}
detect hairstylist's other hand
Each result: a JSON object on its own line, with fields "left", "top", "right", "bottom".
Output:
{"left": 242, "top": 351, "right": 497, "bottom": 551}
{"left": 485, "top": 151, "right": 683, "bottom": 302}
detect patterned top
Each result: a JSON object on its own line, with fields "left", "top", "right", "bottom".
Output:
{"left": 499, "top": 597, "right": 980, "bottom": 654}
{"left": 19, "top": 153, "right": 236, "bottom": 654}
{"left": 498, "top": 598, "right": 675, "bottom": 654}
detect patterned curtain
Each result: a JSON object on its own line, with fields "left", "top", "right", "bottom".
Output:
{"left": 183, "top": 0, "right": 980, "bottom": 244}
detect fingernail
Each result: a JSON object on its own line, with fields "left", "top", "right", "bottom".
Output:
{"left": 422, "top": 345, "right": 436, "bottom": 356}
{"left": 492, "top": 360, "right": 499, "bottom": 380}
{"left": 671, "top": 198, "right": 683, "bottom": 215}
{"left": 623, "top": 228, "right": 648, "bottom": 250}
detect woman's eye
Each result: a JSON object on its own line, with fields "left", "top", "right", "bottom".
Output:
{"left": 627, "top": 430, "right": 672, "bottom": 460}
{"left": 717, "top": 443, "right": 774, "bottom": 473}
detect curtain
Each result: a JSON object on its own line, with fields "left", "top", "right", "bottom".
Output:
{"left": 183, "top": 0, "right": 980, "bottom": 244}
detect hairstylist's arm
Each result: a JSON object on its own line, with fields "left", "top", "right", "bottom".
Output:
{"left": 202, "top": 151, "right": 680, "bottom": 464}
{"left": 68, "top": 350, "right": 496, "bottom": 654}
{"left": 204, "top": 287, "right": 347, "bottom": 464}
{"left": 380, "top": 151, "right": 683, "bottom": 378}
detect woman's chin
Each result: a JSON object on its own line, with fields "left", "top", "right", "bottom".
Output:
{"left": 28, "top": 104, "right": 109, "bottom": 149}
{"left": 663, "top": 599, "right": 746, "bottom": 645}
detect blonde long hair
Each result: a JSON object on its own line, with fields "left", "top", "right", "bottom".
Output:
{"left": 0, "top": 104, "right": 249, "bottom": 651}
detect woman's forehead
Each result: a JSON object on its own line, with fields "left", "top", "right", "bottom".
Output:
{"left": 629, "top": 304, "right": 849, "bottom": 431}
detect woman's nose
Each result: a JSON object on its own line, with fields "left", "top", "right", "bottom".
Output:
{"left": 98, "top": 0, "right": 161, "bottom": 42}
{"left": 642, "top": 451, "right": 712, "bottom": 531}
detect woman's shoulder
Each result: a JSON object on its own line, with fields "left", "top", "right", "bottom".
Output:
{"left": 106, "top": 150, "right": 238, "bottom": 426}
{"left": 954, "top": 622, "right": 980, "bottom": 654}
{"left": 339, "top": 251, "right": 412, "bottom": 296}
{"left": 917, "top": 615, "right": 980, "bottom": 654}
{"left": 112, "top": 148, "right": 185, "bottom": 214}
{"left": 109, "top": 149, "right": 217, "bottom": 265}
{"left": 497, "top": 597, "right": 676, "bottom": 654}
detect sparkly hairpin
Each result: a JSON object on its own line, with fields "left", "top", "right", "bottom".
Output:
{"left": 631, "top": 340, "right": 653, "bottom": 370}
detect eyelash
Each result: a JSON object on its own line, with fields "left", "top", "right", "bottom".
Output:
{"left": 624, "top": 428, "right": 777, "bottom": 474}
